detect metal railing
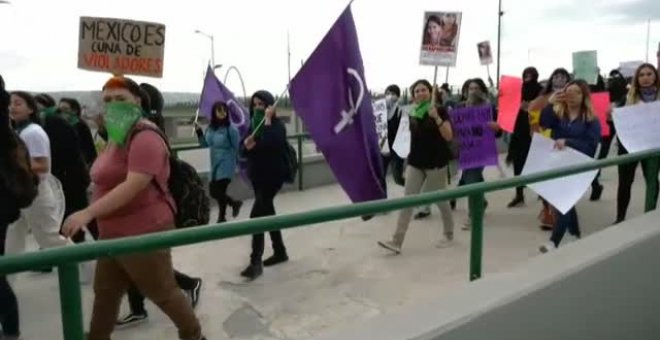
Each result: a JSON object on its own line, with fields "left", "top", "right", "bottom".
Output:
{"left": 173, "top": 133, "right": 310, "bottom": 191}
{"left": 1, "top": 148, "right": 659, "bottom": 340}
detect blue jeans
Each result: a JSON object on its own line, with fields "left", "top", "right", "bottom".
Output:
{"left": 460, "top": 167, "right": 485, "bottom": 186}
{"left": 550, "top": 208, "right": 580, "bottom": 247}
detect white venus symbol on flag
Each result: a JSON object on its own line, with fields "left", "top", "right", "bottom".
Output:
{"left": 334, "top": 67, "right": 366, "bottom": 134}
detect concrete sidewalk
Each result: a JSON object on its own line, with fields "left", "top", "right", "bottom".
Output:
{"left": 10, "top": 163, "right": 649, "bottom": 340}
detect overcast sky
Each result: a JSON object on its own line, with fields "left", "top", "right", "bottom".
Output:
{"left": 1, "top": 0, "right": 659, "bottom": 96}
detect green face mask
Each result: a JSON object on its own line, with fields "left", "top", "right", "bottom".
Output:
{"left": 409, "top": 100, "right": 431, "bottom": 119}
{"left": 40, "top": 107, "right": 58, "bottom": 120}
{"left": 60, "top": 112, "right": 80, "bottom": 126}
{"left": 251, "top": 109, "right": 266, "bottom": 137}
{"left": 104, "top": 102, "right": 142, "bottom": 146}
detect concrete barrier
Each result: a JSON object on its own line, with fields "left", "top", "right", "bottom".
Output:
{"left": 315, "top": 211, "right": 660, "bottom": 340}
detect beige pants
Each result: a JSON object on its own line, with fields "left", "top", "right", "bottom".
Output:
{"left": 393, "top": 166, "right": 455, "bottom": 246}
{"left": 88, "top": 249, "right": 202, "bottom": 340}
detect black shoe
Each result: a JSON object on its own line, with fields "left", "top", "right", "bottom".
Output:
{"left": 216, "top": 217, "right": 227, "bottom": 224}
{"left": 361, "top": 215, "right": 374, "bottom": 221}
{"left": 263, "top": 253, "right": 289, "bottom": 267}
{"left": 450, "top": 200, "right": 456, "bottom": 210}
{"left": 240, "top": 263, "right": 263, "bottom": 280}
{"left": 231, "top": 201, "right": 243, "bottom": 218}
{"left": 186, "top": 278, "right": 202, "bottom": 309}
{"left": 590, "top": 184, "right": 603, "bottom": 201}
{"left": 116, "top": 312, "right": 148, "bottom": 329}
{"left": 414, "top": 211, "right": 431, "bottom": 220}
{"left": 507, "top": 196, "right": 525, "bottom": 208}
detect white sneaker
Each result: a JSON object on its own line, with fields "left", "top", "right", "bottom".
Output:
{"left": 436, "top": 237, "right": 455, "bottom": 249}
{"left": 377, "top": 240, "right": 401, "bottom": 255}
{"left": 539, "top": 242, "right": 556, "bottom": 253}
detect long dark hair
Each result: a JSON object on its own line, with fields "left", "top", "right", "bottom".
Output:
{"left": 11, "top": 91, "right": 41, "bottom": 125}
{"left": 627, "top": 63, "right": 660, "bottom": 105}
{"left": 59, "top": 97, "right": 82, "bottom": 117}
{"left": 209, "top": 101, "right": 230, "bottom": 129}
{"left": 542, "top": 68, "right": 572, "bottom": 95}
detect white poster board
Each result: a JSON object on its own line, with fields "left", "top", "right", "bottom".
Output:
{"left": 612, "top": 101, "right": 660, "bottom": 153}
{"left": 521, "top": 134, "right": 598, "bottom": 214}
{"left": 392, "top": 105, "right": 414, "bottom": 158}
{"left": 419, "top": 11, "right": 462, "bottom": 67}
{"left": 619, "top": 61, "right": 644, "bottom": 78}
{"left": 78, "top": 16, "right": 166, "bottom": 78}
{"left": 372, "top": 99, "right": 389, "bottom": 153}
{"left": 477, "top": 41, "right": 493, "bottom": 65}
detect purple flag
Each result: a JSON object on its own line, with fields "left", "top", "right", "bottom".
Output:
{"left": 449, "top": 105, "right": 498, "bottom": 170}
{"left": 289, "top": 5, "right": 386, "bottom": 203}
{"left": 198, "top": 66, "right": 249, "bottom": 138}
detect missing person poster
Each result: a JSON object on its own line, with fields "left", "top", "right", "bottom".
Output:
{"left": 78, "top": 17, "right": 166, "bottom": 78}
{"left": 477, "top": 41, "right": 493, "bottom": 65}
{"left": 419, "top": 11, "right": 462, "bottom": 67}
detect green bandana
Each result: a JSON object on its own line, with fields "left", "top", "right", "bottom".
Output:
{"left": 251, "top": 109, "right": 266, "bottom": 137}
{"left": 104, "top": 102, "right": 142, "bottom": 146}
{"left": 60, "top": 112, "right": 80, "bottom": 126}
{"left": 409, "top": 100, "right": 431, "bottom": 119}
{"left": 40, "top": 107, "right": 58, "bottom": 120}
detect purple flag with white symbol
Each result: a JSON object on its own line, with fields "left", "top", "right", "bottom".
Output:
{"left": 198, "top": 66, "right": 249, "bottom": 138}
{"left": 289, "top": 5, "right": 386, "bottom": 202}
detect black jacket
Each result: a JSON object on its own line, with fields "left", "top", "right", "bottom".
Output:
{"left": 387, "top": 106, "right": 402, "bottom": 153}
{"left": 243, "top": 118, "right": 289, "bottom": 188}
{"left": 42, "top": 115, "right": 91, "bottom": 190}
{"left": 73, "top": 121, "right": 97, "bottom": 167}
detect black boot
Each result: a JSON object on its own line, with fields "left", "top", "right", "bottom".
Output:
{"left": 263, "top": 253, "right": 289, "bottom": 267}
{"left": 231, "top": 200, "right": 243, "bottom": 218}
{"left": 240, "top": 261, "right": 263, "bottom": 280}
{"left": 507, "top": 195, "right": 525, "bottom": 208}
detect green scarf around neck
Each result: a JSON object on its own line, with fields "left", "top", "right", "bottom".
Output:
{"left": 409, "top": 100, "right": 431, "bottom": 119}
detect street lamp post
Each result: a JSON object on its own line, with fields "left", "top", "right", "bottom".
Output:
{"left": 194, "top": 29, "right": 215, "bottom": 67}
{"left": 496, "top": 0, "right": 503, "bottom": 89}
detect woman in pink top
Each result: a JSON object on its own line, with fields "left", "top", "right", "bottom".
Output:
{"left": 62, "top": 76, "right": 205, "bottom": 340}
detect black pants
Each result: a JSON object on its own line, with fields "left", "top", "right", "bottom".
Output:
{"left": 616, "top": 154, "right": 660, "bottom": 222}
{"left": 250, "top": 183, "right": 286, "bottom": 263}
{"left": 512, "top": 153, "right": 526, "bottom": 198}
{"left": 550, "top": 207, "right": 580, "bottom": 247}
{"left": 593, "top": 121, "right": 616, "bottom": 188}
{"left": 62, "top": 183, "right": 99, "bottom": 243}
{"left": 127, "top": 270, "right": 198, "bottom": 315}
{"left": 209, "top": 179, "right": 238, "bottom": 221}
{"left": 0, "top": 223, "right": 19, "bottom": 336}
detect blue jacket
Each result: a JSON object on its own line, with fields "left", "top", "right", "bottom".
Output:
{"left": 540, "top": 105, "right": 601, "bottom": 157}
{"left": 198, "top": 125, "right": 240, "bottom": 181}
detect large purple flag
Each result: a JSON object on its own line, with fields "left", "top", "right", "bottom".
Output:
{"left": 289, "top": 5, "right": 386, "bottom": 203}
{"left": 198, "top": 66, "right": 249, "bottom": 137}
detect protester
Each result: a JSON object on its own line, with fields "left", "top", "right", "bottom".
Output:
{"left": 378, "top": 79, "right": 455, "bottom": 254}
{"left": 240, "top": 90, "right": 290, "bottom": 280}
{"left": 5, "top": 92, "right": 69, "bottom": 261}
{"left": 615, "top": 63, "right": 660, "bottom": 223}
{"left": 384, "top": 84, "right": 405, "bottom": 187}
{"left": 588, "top": 75, "right": 607, "bottom": 201}
{"left": 539, "top": 80, "right": 601, "bottom": 252}
{"left": 58, "top": 97, "right": 97, "bottom": 166}
{"left": 195, "top": 101, "right": 243, "bottom": 223}
{"left": 506, "top": 67, "right": 542, "bottom": 208}
{"left": 0, "top": 75, "right": 39, "bottom": 340}
{"left": 61, "top": 76, "right": 205, "bottom": 340}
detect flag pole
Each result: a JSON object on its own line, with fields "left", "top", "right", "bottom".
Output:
{"left": 646, "top": 18, "right": 651, "bottom": 62}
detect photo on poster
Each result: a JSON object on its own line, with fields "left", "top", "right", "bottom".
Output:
{"left": 419, "top": 11, "right": 462, "bottom": 67}
{"left": 477, "top": 41, "right": 493, "bottom": 65}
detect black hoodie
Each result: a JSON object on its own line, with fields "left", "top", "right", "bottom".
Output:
{"left": 243, "top": 90, "right": 289, "bottom": 187}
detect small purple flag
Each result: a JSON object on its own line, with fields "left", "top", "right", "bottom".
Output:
{"left": 450, "top": 104, "right": 499, "bottom": 170}
{"left": 289, "top": 5, "right": 386, "bottom": 203}
{"left": 198, "top": 66, "right": 249, "bottom": 138}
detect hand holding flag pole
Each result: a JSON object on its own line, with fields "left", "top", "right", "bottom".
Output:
{"left": 250, "top": 85, "right": 291, "bottom": 138}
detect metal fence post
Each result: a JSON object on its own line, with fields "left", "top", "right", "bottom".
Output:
{"left": 58, "top": 263, "right": 85, "bottom": 340}
{"left": 297, "top": 135, "right": 304, "bottom": 191}
{"left": 644, "top": 157, "right": 660, "bottom": 212}
{"left": 468, "top": 193, "right": 486, "bottom": 281}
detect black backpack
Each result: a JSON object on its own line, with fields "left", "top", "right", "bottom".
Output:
{"left": 129, "top": 122, "right": 210, "bottom": 228}
{"left": 284, "top": 141, "right": 298, "bottom": 184}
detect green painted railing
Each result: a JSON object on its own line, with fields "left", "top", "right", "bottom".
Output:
{"left": 1, "top": 149, "right": 659, "bottom": 340}
{"left": 174, "top": 133, "right": 310, "bottom": 191}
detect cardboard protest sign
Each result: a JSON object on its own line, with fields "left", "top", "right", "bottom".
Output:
{"left": 450, "top": 105, "right": 498, "bottom": 170}
{"left": 372, "top": 99, "right": 389, "bottom": 152}
{"left": 572, "top": 51, "right": 598, "bottom": 84}
{"left": 419, "top": 11, "right": 462, "bottom": 67}
{"left": 78, "top": 17, "right": 166, "bottom": 78}
{"left": 591, "top": 92, "right": 611, "bottom": 137}
{"left": 477, "top": 41, "right": 493, "bottom": 65}
{"left": 497, "top": 76, "right": 522, "bottom": 133}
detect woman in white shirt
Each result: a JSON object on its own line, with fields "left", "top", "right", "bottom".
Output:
{"left": 5, "top": 91, "right": 68, "bottom": 256}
